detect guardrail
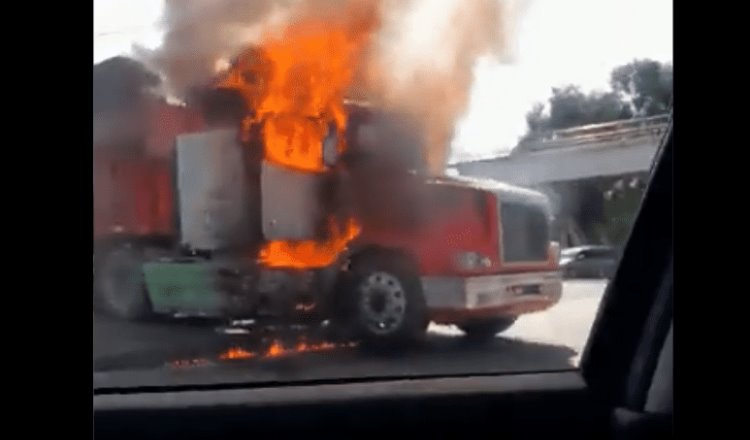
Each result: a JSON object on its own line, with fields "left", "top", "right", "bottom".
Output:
{"left": 518, "top": 114, "right": 670, "bottom": 152}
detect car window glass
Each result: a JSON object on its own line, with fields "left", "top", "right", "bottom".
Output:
{"left": 94, "top": 0, "right": 672, "bottom": 390}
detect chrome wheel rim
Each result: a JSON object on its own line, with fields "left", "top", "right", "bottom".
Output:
{"left": 357, "top": 272, "right": 407, "bottom": 335}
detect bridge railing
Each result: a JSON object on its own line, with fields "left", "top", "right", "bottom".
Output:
{"left": 518, "top": 114, "right": 670, "bottom": 152}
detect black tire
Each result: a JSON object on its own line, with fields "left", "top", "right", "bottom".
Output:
{"left": 94, "top": 243, "right": 152, "bottom": 321}
{"left": 337, "top": 252, "right": 428, "bottom": 350}
{"left": 459, "top": 317, "right": 518, "bottom": 342}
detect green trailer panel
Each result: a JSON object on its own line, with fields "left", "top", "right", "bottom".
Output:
{"left": 143, "top": 262, "right": 224, "bottom": 316}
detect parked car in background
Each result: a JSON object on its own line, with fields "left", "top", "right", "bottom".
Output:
{"left": 559, "top": 245, "right": 619, "bottom": 279}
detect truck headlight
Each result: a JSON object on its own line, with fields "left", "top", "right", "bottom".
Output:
{"left": 455, "top": 252, "right": 492, "bottom": 270}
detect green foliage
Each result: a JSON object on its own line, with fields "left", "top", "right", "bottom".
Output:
{"left": 610, "top": 59, "right": 673, "bottom": 117}
{"left": 523, "top": 59, "right": 672, "bottom": 139}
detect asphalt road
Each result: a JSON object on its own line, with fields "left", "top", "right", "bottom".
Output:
{"left": 94, "top": 279, "right": 608, "bottom": 389}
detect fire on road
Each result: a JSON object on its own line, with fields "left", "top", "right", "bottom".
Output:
{"left": 94, "top": 280, "right": 607, "bottom": 389}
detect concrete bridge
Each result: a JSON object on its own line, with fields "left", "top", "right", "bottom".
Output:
{"left": 451, "top": 114, "right": 669, "bottom": 186}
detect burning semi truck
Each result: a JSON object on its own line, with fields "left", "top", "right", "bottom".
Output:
{"left": 93, "top": 57, "right": 562, "bottom": 347}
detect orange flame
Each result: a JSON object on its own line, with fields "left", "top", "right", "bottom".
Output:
{"left": 259, "top": 217, "right": 361, "bottom": 269}
{"left": 267, "top": 340, "right": 286, "bottom": 357}
{"left": 219, "top": 7, "right": 378, "bottom": 172}
{"left": 219, "top": 347, "right": 256, "bottom": 360}
{"left": 216, "top": 5, "right": 378, "bottom": 268}
{"left": 262, "top": 115, "right": 329, "bottom": 173}
{"left": 217, "top": 339, "right": 357, "bottom": 362}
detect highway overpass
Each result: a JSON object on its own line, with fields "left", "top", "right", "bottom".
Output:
{"left": 451, "top": 115, "right": 669, "bottom": 186}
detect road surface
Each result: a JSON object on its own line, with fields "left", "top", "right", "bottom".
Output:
{"left": 94, "top": 280, "right": 607, "bottom": 389}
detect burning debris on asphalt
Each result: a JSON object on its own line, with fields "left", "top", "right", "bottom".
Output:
{"left": 166, "top": 337, "right": 358, "bottom": 370}
{"left": 166, "top": 339, "right": 358, "bottom": 368}
{"left": 219, "top": 340, "right": 357, "bottom": 360}
{"left": 218, "top": 339, "right": 358, "bottom": 361}
{"left": 220, "top": 346, "right": 256, "bottom": 360}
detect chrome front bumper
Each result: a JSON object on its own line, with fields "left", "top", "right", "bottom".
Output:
{"left": 421, "top": 271, "right": 563, "bottom": 311}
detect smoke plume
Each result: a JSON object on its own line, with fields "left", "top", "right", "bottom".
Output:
{"left": 140, "top": 0, "right": 521, "bottom": 173}
{"left": 137, "top": 0, "right": 281, "bottom": 95}
{"left": 366, "top": 0, "right": 516, "bottom": 172}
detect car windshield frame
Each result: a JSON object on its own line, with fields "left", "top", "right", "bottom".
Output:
{"left": 92, "top": 0, "right": 672, "bottom": 394}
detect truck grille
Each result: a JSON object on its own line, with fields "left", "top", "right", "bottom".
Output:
{"left": 499, "top": 201, "right": 550, "bottom": 263}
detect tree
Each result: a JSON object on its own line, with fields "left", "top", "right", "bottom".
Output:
{"left": 523, "top": 85, "right": 632, "bottom": 138}
{"left": 610, "top": 59, "right": 672, "bottom": 117}
{"left": 522, "top": 59, "right": 672, "bottom": 140}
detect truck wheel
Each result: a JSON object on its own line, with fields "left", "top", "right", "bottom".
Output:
{"left": 342, "top": 253, "right": 428, "bottom": 350}
{"left": 459, "top": 317, "right": 518, "bottom": 342}
{"left": 94, "top": 244, "right": 152, "bottom": 320}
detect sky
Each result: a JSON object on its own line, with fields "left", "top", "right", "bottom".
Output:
{"left": 94, "top": 0, "right": 673, "bottom": 161}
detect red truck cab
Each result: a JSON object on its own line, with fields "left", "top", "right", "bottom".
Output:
{"left": 334, "top": 102, "right": 562, "bottom": 340}
{"left": 347, "top": 170, "right": 562, "bottom": 339}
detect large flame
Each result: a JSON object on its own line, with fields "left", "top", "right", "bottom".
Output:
{"left": 219, "top": 5, "right": 379, "bottom": 172}
{"left": 216, "top": 4, "right": 378, "bottom": 269}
